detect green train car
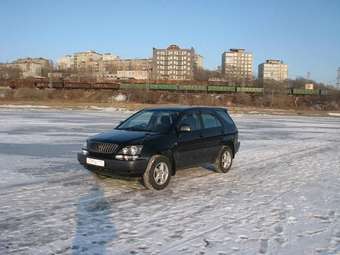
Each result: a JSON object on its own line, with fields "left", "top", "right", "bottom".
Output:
{"left": 207, "top": 85, "right": 236, "bottom": 92}
{"left": 178, "top": 84, "right": 207, "bottom": 91}
{"left": 288, "top": 88, "right": 327, "bottom": 96}
{"left": 117, "top": 82, "right": 327, "bottom": 96}
{"left": 149, "top": 84, "right": 177, "bottom": 90}
{"left": 236, "top": 87, "right": 264, "bottom": 93}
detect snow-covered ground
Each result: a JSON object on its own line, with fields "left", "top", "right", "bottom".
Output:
{"left": 0, "top": 108, "right": 339, "bottom": 255}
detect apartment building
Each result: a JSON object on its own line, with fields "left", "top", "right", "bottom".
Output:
{"left": 110, "top": 58, "right": 151, "bottom": 71}
{"left": 221, "top": 49, "right": 253, "bottom": 83}
{"left": 152, "top": 45, "right": 195, "bottom": 80}
{"left": 101, "top": 58, "right": 152, "bottom": 79}
{"left": 58, "top": 55, "right": 74, "bottom": 70}
{"left": 194, "top": 54, "right": 204, "bottom": 69}
{"left": 102, "top": 53, "right": 119, "bottom": 61}
{"left": 74, "top": 51, "right": 102, "bottom": 71}
{"left": 116, "top": 70, "right": 149, "bottom": 80}
{"left": 258, "top": 60, "right": 288, "bottom": 81}
{"left": 12, "top": 57, "right": 52, "bottom": 77}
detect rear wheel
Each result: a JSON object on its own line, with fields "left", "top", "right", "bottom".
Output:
{"left": 215, "top": 146, "right": 233, "bottom": 173}
{"left": 143, "top": 155, "right": 171, "bottom": 190}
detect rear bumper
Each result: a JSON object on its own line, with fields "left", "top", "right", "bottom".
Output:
{"left": 77, "top": 153, "right": 148, "bottom": 177}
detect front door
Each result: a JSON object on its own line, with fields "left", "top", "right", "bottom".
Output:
{"left": 174, "top": 111, "right": 205, "bottom": 169}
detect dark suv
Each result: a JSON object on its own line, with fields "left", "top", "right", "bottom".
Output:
{"left": 78, "top": 107, "right": 240, "bottom": 190}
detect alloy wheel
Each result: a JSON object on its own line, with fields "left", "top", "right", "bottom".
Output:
{"left": 153, "top": 162, "right": 169, "bottom": 185}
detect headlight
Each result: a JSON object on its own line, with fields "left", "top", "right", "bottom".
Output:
{"left": 81, "top": 141, "right": 88, "bottom": 155}
{"left": 118, "top": 145, "right": 143, "bottom": 156}
{"left": 82, "top": 141, "right": 88, "bottom": 149}
{"left": 115, "top": 145, "right": 143, "bottom": 160}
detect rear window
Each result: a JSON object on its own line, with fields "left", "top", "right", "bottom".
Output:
{"left": 216, "top": 109, "right": 234, "bottom": 126}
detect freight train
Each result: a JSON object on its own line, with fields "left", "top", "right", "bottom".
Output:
{"left": 3, "top": 79, "right": 328, "bottom": 96}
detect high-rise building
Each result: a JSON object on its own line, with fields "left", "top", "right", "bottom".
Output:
{"left": 221, "top": 49, "right": 253, "bottom": 83}
{"left": 258, "top": 60, "right": 288, "bottom": 81}
{"left": 58, "top": 51, "right": 102, "bottom": 72}
{"left": 102, "top": 53, "right": 119, "bottom": 61}
{"left": 152, "top": 44, "right": 195, "bottom": 80}
{"left": 97, "top": 59, "right": 152, "bottom": 80}
{"left": 12, "top": 57, "right": 52, "bottom": 77}
{"left": 58, "top": 55, "right": 74, "bottom": 70}
{"left": 194, "top": 54, "right": 204, "bottom": 70}
{"left": 73, "top": 51, "right": 102, "bottom": 71}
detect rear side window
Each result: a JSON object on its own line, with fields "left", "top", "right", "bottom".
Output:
{"left": 178, "top": 112, "right": 202, "bottom": 131}
{"left": 216, "top": 109, "right": 234, "bottom": 126}
{"left": 201, "top": 112, "right": 222, "bottom": 129}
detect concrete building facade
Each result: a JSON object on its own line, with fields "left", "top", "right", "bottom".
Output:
{"left": 221, "top": 49, "right": 253, "bottom": 83}
{"left": 12, "top": 58, "right": 52, "bottom": 77}
{"left": 102, "top": 53, "right": 119, "bottom": 61}
{"left": 58, "top": 55, "right": 74, "bottom": 70}
{"left": 73, "top": 51, "right": 102, "bottom": 71}
{"left": 194, "top": 54, "right": 204, "bottom": 70}
{"left": 152, "top": 45, "right": 195, "bottom": 80}
{"left": 100, "top": 58, "right": 152, "bottom": 77}
{"left": 116, "top": 70, "right": 149, "bottom": 80}
{"left": 258, "top": 59, "right": 288, "bottom": 81}
{"left": 109, "top": 59, "right": 151, "bottom": 72}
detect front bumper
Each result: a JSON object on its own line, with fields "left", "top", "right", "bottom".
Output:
{"left": 235, "top": 141, "right": 240, "bottom": 153}
{"left": 77, "top": 153, "right": 148, "bottom": 177}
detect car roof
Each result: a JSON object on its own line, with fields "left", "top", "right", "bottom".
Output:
{"left": 144, "top": 106, "right": 228, "bottom": 112}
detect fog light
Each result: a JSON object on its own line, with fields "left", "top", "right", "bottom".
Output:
{"left": 115, "top": 155, "right": 138, "bottom": 160}
{"left": 115, "top": 155, "right": 123, "bottom": 160}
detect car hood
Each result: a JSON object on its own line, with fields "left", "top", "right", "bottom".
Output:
{"left": 89, "top": 129, "right": 158, "bottom": 144}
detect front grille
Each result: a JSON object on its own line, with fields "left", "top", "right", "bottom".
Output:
{"left": 88, "top": 142, "right": 119, "bottom": 154}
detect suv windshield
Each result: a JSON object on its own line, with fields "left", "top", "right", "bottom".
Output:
{"left": 117, "top": 110, "right": 179, "bottom": 133}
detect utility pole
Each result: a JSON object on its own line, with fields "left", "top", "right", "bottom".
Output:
{"left": 337, "top": 67, "right": 340, "bottom": 88}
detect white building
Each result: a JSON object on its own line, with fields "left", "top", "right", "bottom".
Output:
{"left": 58, "top": 55, "right": 74, "bottom": 70}
{"left": 258, "top": 60, "right": 288, "bottom": 81}
{"left": 13, "top": 58, "right": 51, "bottom": 77}
{"left": 58, "top": 51, "right": 120, "bottom": 74}
{"left": 73, "top": 51, "right": 102, "bottom": 70}
{"left": 194, "top": 54, "right": 204, "bottom": 69}
{"left": 116, "top": 70, "right": 149, "bottom": 80}
{"left": 102, "top": 53, "right": 119, "bottom": 61}
{"left": 221, "top": 49, "right": 253, "bottom": 83}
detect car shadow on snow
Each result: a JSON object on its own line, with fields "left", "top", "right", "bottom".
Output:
{"left": 72, "top": 185, "right": 116, "bottom": 255}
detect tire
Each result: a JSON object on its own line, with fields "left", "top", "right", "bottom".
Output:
{"left": 143, "top": 155, "right": 172, "bottom": 190}
{"left": 214, "top": 146, "right": 233, "bottom": 173}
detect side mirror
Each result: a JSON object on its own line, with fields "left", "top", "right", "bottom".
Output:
{"left": 179, "top": 125, "right": 191, "bottom": 132}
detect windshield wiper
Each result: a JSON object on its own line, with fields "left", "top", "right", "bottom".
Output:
{"left": 120, "top": 127, "right": 148, "bottom": 132}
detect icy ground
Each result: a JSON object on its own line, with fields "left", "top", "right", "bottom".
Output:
{"left": 0, "top": 108, "right": 339, "bottom": 255}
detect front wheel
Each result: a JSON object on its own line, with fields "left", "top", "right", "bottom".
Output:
{"left": 215, "top": 146, "right": 233, "bottom": 173}
{"left": 143, "top": 155, "right": 171, "bottom": 190}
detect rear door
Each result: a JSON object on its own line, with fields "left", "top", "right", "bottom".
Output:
{"left": 199, "top": 110, "right": 225, "bottom": 163}
{"left": 174, "top": 110, "right": 205, "bottom": 168}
